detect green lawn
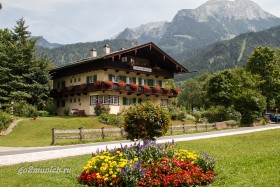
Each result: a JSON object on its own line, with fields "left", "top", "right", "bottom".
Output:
{"left": 0, "top": 129, "right": 279, "bottom": 186}
{"left": 0, "top": 117, "right": 195, "bottom": 147}
{"left": 0, "top": 116, "right": 114, "bottom": 147}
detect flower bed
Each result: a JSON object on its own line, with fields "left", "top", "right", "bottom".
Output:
{"left": 77, "top": 141, "right": 215, "bottom": 186}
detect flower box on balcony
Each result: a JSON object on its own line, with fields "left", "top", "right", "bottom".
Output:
{"left": 130, "top": 82, "right": 139, "bottom": 90}
{"left": 57, "top": 88, "right": 63, "bottom": 93}
{"left": 67, "top": 86, "right": 74, "bottom": 91}
{"left": 154, "top": 84, "right": 161, "bottom": 91}
{"left": 79, "top": 84, "right": 87, "bottom": 90}
{"left": 164, "top": 86, "right": 171, "bottom": 93}
{"left": 104, "top": 80, "right": 113, "bottom": 88}
{"left": 94, "top": 81, "right": 101, "bottom": 87}
{"left": 118, "top": 80, "right": 126, "bottom": 88}
{"left": 173, "top": 87, "right": 181, "bottom": 94}
{"left": 143, "top": 84, "right": 151, "bottom": 91}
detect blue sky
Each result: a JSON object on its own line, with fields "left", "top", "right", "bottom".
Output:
{"left": 1, "top": 0, "right": 279, "bottom": 44}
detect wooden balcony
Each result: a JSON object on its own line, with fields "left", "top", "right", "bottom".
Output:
{"left": 50, "top": 82, "right": 179, "bottom": 98}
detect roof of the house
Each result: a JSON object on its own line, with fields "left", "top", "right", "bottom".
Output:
{"left": 50, "top": 42, "right": 188, "bottom": 79}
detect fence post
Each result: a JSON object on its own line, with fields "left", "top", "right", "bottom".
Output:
{"left": 120, "top": 127, "right": 124, "bottom": 137}
{"left": 195, "top": 122, "right": 198, "bottom": 131}
{"left": 170, "top": 124, "right": 173, "bottom": 135}
{"left": 183, "top": 123, "right": 185, "bottom": 133}
{"left": 79, "top": 127, "right": 83, "bottom": 141}
{"left": 205, "top": 123, "right": 208, "bottom": 131}
{"left": 101, "top": 127, "right": 105, "bottom": 139}
{"left": 51, "top": 128, "right": 56, "bottom": 145}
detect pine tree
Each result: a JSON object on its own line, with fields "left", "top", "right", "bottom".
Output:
{"left": 0, "top": 19, "right": 51, "bottom": 107}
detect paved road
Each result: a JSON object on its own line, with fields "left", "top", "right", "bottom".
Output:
{"left": 0, "top": 124, "right": 280, "bottom": 166}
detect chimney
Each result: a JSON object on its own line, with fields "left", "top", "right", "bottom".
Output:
{"left": 103, "top": 44, "right": 110, "bottom": 55}
{"left": 90, "top": 48, "right": 97, "bottom": 58}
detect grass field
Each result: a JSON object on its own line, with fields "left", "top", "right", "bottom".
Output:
{"left": 0, "top": 117, "right": 114, "bottom": 147}
{"left": 0, "top": 117, "right": 195, "bottom": 147}
{"left": 0, "top": 129, "right": 279, "bottom": 186}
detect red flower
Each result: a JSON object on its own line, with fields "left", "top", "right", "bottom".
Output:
{"left": 130, "top": 82, "right": 139, "bottom": 89}
{"left": 104, "top": 80, "right": 113, "bottom": 87}
{"left": 118, "top": 80, "right": 126, "bottom": 87}
{"left": 143, "top": 84, "right": 150, "bottom": 90}
{"left": 94, "top": 81, "right": 101, "bottom": 87}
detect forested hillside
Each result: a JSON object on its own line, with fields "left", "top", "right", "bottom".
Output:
{"left": 35, "top": 39, "right": 138, "bottom": 67}
{"left": 175, "top": 25, "right": 280, "bottom": 81}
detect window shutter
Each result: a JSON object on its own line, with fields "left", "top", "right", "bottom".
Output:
{"left": 148, "top": 79, "right": 154, "bottom": 86}
{"left": 123, "top": 97, "right": 127, "bottom": 105}
{"left": 159, "top": 80, "right": 162, "bottom": 87}
{"left": 86, "top": 76, "right": 89, "bottom": 84}
{"left": 133, "top": 77, "right": 136, "bottom": 83}
{"left": 133, "top": 98, "right": 136, "bottom": 104}
{"left": 94, "top": 75, "right": 97, "bottom": 82}
{"left": 61, "top": 81, "right": 66, "bottom": 88}
{"left": 120, "top": 76, "right": 126, "bottom": 82}
{"left": 138, "top": 78, "right": 142, "bottom": 86}
{"left": 109, "top": 74, "right": 113, "bottom": 81}
{"left": 138, "top": 98, "right": 142, "bottom": 103}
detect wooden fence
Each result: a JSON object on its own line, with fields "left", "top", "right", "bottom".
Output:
{"left": 51, "top": 123, "right": 216, "bottom": 144}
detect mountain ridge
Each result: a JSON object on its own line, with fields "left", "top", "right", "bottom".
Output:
{"left": 116, "top": 0, "right": 280, "bottom": 52}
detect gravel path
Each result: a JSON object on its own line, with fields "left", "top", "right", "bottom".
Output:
{"left": 1, "top": 119, "right": 23, "bottom": 136}
{"left": 0, "top": 124, "right": 279, "bottom": 166}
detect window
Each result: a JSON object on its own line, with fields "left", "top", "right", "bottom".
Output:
{"left": 119, "top": 75, "right": 126, "bottom": 82}
{"left": 70, "top": 79, "right": 72, "bottom": 83}
{"left": 90, "top": 95, "right": 119, "bottom": 105}
{"left": 104, "top": 96, "right": 110, "bottom": 104}
{"left": 61, "top": 81, "right": 66, "bottom": 88}
{"left": 123, "top": 97, "right": 136, "bottom": 105}
{"left": 138, "top": 78, "right": 142, "bottom": 86}
{"left": 147, "top": 79, "right": 154, "bottom": 87}
{"left": 110, "top": 96, "right": 119, "bottom": 105}
{"left": 109, "top": 74, "right": 119, "bottom": 83}
{"left": 74, "top": 78, "right": 76, "bottom": 83}
{"left": 121, "top": 56, "right": 128, "bottom": 63}
{"left": 154, "top": 80, "right": 162, "bottom": 87}
{"left": 78, "top": 77, "right": 81, "bottom": 82}
{"left": 90, "top": 96, "right": 98, "bottom": 105}
{"left": 87, "top": 75, "right": 97, "bottom": 83}
{"left": 57, "top": 81, "right": 66, "bottom": 88}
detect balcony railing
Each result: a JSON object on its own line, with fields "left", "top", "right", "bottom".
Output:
{"left": 51, "top": 82, "right": 179, "bottom": 97}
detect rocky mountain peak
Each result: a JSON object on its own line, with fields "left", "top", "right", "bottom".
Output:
{"left": 177, "top": 0, "right": 277, "bottom": 22}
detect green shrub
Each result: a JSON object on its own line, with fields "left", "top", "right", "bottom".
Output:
{"left": 13, "top": 101, "right": 38, "bottom": 117}
{"left": 63, "top": 108, "right": 69, "bottom": 116}
{"left": 94, "top": 104, "right": 110, "bottom": 116}
{"left": 98, "top": 113, "right": 124, "bottom": 127}
{"left": 202, "top": 106, "right": 241, "bottom": 123}
{"left": 185, "top": 114, "right": 196, "bottom": 121}
{"left": 168, "top": 106, "right": 186, "bottom": 121}
{"left": 224, "top": 120, "right": 240, "bottom": 128}
{"left": 0, "top": 111, "right": 13, "bottom": 130}
{"left": 123, "top": 101, "right": 170, "bottom": 141}
{"left": 44, "top": 99, "right": 56, "bottom": 115}
{"left": 38, "top": 110, "right": 49, "bottom": 117}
